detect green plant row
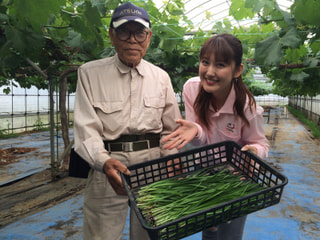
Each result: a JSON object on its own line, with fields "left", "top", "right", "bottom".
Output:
{"left": 287, "top": 105, "right": 320, "bottom": 138}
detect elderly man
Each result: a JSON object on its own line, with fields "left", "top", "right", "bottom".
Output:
{"left": 73, "top": 2, "right": 181, "bottom": 240}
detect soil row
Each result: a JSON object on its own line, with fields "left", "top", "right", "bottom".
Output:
{"left": 0, "top": 169, "right": 86, "bottom": 228}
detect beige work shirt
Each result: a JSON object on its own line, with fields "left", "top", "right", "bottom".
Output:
{"left": 74, "top": 54, "right": 181, "bottom": 172}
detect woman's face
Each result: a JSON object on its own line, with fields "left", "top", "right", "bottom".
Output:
{"left": 199, "top": 53, "right": 243, "bottom": 98}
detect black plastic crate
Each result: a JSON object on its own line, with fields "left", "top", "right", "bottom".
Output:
{"left": 121, "top": 140, "right": 288, "bottom": 240}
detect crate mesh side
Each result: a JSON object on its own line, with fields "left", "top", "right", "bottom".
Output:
{"left": 229, "top": 144, "right": 285, "bottom": 189}
{"left": 128, "top": 143, "right": 230, "bottom": 189}
{"left": 124, "top": 141, "right": 287, "bottom": 240}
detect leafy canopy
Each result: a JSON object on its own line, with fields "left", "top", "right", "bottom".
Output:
{"left": 0, "top": 0, "right": 319, "bottom": 97}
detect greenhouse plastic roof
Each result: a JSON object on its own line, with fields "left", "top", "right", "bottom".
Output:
{"left": 154, "top": 0, "right": 294, "bottom": 31}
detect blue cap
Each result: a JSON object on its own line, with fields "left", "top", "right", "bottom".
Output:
{"left": 110, "top": 2, "right": 151, "bottom": 29}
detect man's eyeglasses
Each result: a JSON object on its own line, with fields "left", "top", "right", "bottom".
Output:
{"left": 115, "top": 29, "right": 149, "bottom": 43}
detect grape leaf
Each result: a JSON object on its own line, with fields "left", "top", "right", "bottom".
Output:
{"left": 245, "top": 0, "right": 273, "bottom": 14}
{"left": 255, "top": 34, "right": 281, "bottom": 66}
{"left": 303, "top": 59, "right": 319, "bottom": 68}
{"left": 310, "top": 41, "right": 320, "bottom": 54}
{"left": 290, "top": 71, "right": 309, "bottom": 82}
{"left": 292, "top": 0, "right": 320, "bottom": 26}
{"left": 230, "top": 0, "right": 255, "bottom": 19}
{"left": 280, "top": 27, "right": 301, "bottom": 48}
{"left": 285, "top": 45, "right": 307, "bottom": 63}
{"left": 4, "top": 26, "right": 44, "bottom": 59}
{"left": 13, "top": 0, "right": 65, "bottom": 32}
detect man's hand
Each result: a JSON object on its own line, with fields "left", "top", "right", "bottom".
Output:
{"left": 162, "top": 119, "right": 198, "bottom": 150}
{"left": 103, "top": 158, "right": 130, "bottom": 195}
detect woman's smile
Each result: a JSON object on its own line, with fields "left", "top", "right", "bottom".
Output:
{"left": 205, "top": 78, "right": 219, "bottom": 85}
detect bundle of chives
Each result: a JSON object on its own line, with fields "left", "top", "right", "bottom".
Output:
{"left": 136, "top": 168, "right": 265, "bottom": 227}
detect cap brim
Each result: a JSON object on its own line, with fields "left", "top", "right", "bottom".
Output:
{"left": 112, "top": 17, "right": 150, "bottom": 29}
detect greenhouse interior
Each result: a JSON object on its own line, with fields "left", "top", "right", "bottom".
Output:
{"left": 0, "top": 0, "right": 319, "bottom": 240}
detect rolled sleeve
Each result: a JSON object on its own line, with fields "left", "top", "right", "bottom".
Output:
{"left": 160, "top": 74, "right": 182, "bottom": 157}
{"left": 183, "top": 79, "right": 207, "bottom": 146}
{"left": 74, "top": 66, "right": 110, "bottom": 172}
{"left": 241, "top": 107, "right": 269, "bottom": 159}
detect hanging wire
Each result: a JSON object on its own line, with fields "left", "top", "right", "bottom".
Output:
{"left": 187, "top": 2, "right": 226, "bottom": 20}
{"left": 149, "top": 15, "right": 185, "bottom": 38}
{"left": 185, "top": 0, "right": 213, "bottom": 16}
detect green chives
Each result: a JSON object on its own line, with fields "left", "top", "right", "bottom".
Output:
{"left": 136, "top": 168, "right": 265, "bottom": 227}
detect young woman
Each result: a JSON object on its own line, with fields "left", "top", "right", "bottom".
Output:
{"left": 163, "top": 33, "right": 269, "bottom": 240}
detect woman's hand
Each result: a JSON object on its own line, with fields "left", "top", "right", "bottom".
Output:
{"left": 241, "top": 145, "right": 257, "bottom": 155}
{"left": 241, "top": 145, "right": 258, "bottom": 177}
{"left": 162, "top": 119, "right": 198, "bottom": 150}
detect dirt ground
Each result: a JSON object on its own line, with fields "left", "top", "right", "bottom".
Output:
{"left": 0, "top": 106, "right": 319, "bottom": 238}
{"left": 0, "top": 169, "right": 86, "bottom": 228}
{"left": 0, "top": 147, "right": 38, "bottom": 166}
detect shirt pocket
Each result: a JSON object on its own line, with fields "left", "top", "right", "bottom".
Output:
{"left": 142, "top": 96, "right": 165, "bottom": 129}
{"left": 216, "top": 126, "right": 241, "bottom": 142}
{"left": 93, "top": 101, "right": 123, "bottom": 132}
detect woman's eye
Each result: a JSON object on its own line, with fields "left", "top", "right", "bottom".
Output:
{"left": 216, "top": 63, "right": 225, "bottom": 67}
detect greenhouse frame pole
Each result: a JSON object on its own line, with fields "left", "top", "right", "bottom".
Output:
{"left": 49, "top": 76, "right": 56, "bottom": 178}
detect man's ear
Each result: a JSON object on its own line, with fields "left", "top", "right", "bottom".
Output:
{"left": 146, "top": 30, "right": 152, "bottom": 48}
{"left": 109, "top": 28, "right": 115, "bottom": 46}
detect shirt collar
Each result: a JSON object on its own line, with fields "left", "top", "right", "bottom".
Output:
{"left": 210, "top": 85, "right": 236, "bottom": 114}
{"left": 223, "top": 85, "right": 236, "bottom": 113}
{"left": 114, "top": 54, "right": 145, "bottom": 77}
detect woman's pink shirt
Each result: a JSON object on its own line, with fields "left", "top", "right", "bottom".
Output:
{"left": 183, "top": 77, "right": 269, "bottom": 159}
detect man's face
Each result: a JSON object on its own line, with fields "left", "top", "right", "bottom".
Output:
{"left": 109, "top": 22, "right": 152, "bottom": 67}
